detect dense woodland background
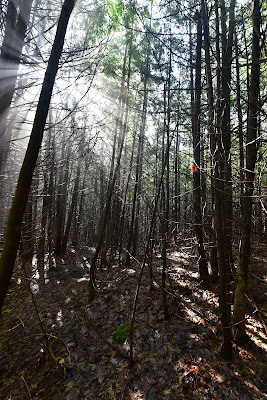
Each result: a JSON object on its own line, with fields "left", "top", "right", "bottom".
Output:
{"left": 0, "top": 0, "right": 266, "bottom": 398}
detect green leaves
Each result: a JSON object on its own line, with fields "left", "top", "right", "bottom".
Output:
{"left": 114, "top": 324, "right": 130, "bottom": 344}
{"left": 4, "top": 379, "right": 15, "bottom": 387}
{"left": 107, "top": 0, "right": 124, "bottom": 27}
{"left": 178, "top": 373, "right": 185, "bottom": 385}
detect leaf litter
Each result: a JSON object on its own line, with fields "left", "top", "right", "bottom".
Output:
{"left": 0, "top": 243, "right": 266, "bottom": 399}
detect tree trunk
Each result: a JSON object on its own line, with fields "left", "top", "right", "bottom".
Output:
{"left": 190, "top": 17, "right": 209, "bottom": 283}
{"left": 174, "top": 110, "right": 180, "bottom": 242}
{"left": 0, "top": 0, "right": 33, "bottom": 174}
{"left": 37, "top": 169, "right": 49, "bottom": 280}
{"left": 233, "top": 0, "right": 261, "bottom": 345}
{"left": 213, "top": 0, "right": 236, "bottom": 359}
{"left": 219, "top": 0, "right": 236, "bottom": 270}
{"left": 234, "top": 30, "right": 244, "bottom": 197}
{"left": 201, "top": 0, "right": 218, "bottom": 278}
{"left": 0, "top": 0, "right": 75, "bottom": 314}
{"left": 61, "top": 166, "right": 80, "bottom": 252}
{"left": 54, "top": 143, "right": 71, "bottom": 256}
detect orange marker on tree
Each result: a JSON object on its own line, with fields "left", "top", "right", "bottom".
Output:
{"left": 191, "top": 163, "right": 198, "bottom": 173}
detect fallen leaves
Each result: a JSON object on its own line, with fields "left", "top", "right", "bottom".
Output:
{"left": 1, "top": 246, "right": 266, "bottom": 400}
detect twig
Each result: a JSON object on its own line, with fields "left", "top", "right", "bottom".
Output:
{"left": 0, "top": 321, "right": 23, "bottom": 334}
{"left": 21, "top": 375, "right": 32, "bottom": 400}
{"left": 250, "top": 273, "right": 267, "bottom": 284}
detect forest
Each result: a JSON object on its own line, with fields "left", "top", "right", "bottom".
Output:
{"left": 0, "top": 0, "right": 266, "bottom": 398}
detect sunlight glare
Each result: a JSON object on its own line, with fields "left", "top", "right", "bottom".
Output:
{"left": 56, "top": 309, "right": 63, "bottom": 326}
{"left": 129, "top": 390, "right": 145, "bottom": 400}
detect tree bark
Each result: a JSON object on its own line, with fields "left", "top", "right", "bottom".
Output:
{"left": 219, "top": 0, "right": 236, "bottom": 269}
{"left": 190, "top": 17, "right": 209, "bottom": 283}
{"left": 213, "top": 0, "right": 236, "bottom": 360}
{"left": 54, "top": 140, "right": 71, "bottom": 256}
{"left": 61, "top": 166, "right": 80, "bottom": 252}
{"left": 233, "top": 0, "right": 261, "bottom": 345}
{"left": 201, "top": 0, "right": 218, "bottom": 278}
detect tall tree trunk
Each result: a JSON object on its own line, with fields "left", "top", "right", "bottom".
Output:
{"left": 213, "top": 0, "right": 236, "bottom": 359}
{"left": 190, "top": 17, "right": 209, "bottom": 283}
{"left": 233, "top": 0, "right": 261, "bottom": 345}
{"left": 161, "top": 196, "right": 169, "bottom": 320}
{"left": 54, "top": 143, "right": 71, "bottom": 256}
{"left": 174, "top": 107, "right": 180, "bottom": 242}
{"left": 201, "top": 0, "right": 218, "bottom": 277}
{"left": 234, "top": 30, "right": 244, "bottom": 197}
{"left": 0, "top": 0, "right": 75, "bottom": 314}
{"left": 214, "top": 153, "right": 233, "bottom": 360}
{"left": 0, "top": 0, "right": 33, "bottom": 174}
{"left": 72, "top": 167, "right": 87, "bottom": 247}
{"left": 47, "top": 131, "right": 56, "bottom": 264}
{"left": 20, "top": 191, "right": 34, "bottom": 264}
{"left": 37, "top": 110, "right": 54, "bottom": 276}
{"left": 37, "top": 169, "right": 49, "bottom": 280}
{"left": 165, "top": 27, "right": 172, "bottom": 238}
{"left": 219, "top": 0, "right": 236, "bottom": 269}
{"left": 61, "top": 165, "right": 80, "bottom": 252}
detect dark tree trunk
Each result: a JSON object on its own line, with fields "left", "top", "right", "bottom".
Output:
{"left": 234, "top": 30, "right": 244, "bottom": 197}
{"left": 37, "top": 112, "right": 54, "bottom": 276}
{"left": 72, "top": 167, "right": 87, "bottom": 247}
{"left": 233, "top": 0, "right": 261, "bottom": 345}
{"left": 219, "top": 0, "right": 236, "bottom": 269}
{"left": 47, "top": 134, "right": 56, "bottom": 264}
{"left": 37, "top": 170, "right": 49, "bottom": 280}
{"left": 21, "top": 192, "right": 34, "bottom": 264}
{"left": 214, "top": 141, "right": 233, "bottom": 360}
{"left": 0, "top": 0, "right": 75, "bottom": 314}
{"left": 213, "top": 0, "right": 236, "bottom": 360}
{"left": 54, "top": 144, "right": 71, "bottom": 256}
{"left": 190, "top": 17, "right": 209, "bottom": 283}
{"left": 201, "top": 0, "right": 218, "bottom": 278}
{"left": 174, "top": 113, "right": 180, "bottom": 242}
{"left": 62, "top": 166, "right": 80, "bottom": 252}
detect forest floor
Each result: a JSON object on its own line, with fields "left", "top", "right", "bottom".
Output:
{"left": 0, "top": 241, "right": 267, "bottom": 400}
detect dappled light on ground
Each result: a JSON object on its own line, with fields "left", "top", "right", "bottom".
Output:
{"left": 0, "top": 245, "right": 266, "bottom": 399}
{"left": 129, "top": 390, "right": 145, "bottom": 399}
